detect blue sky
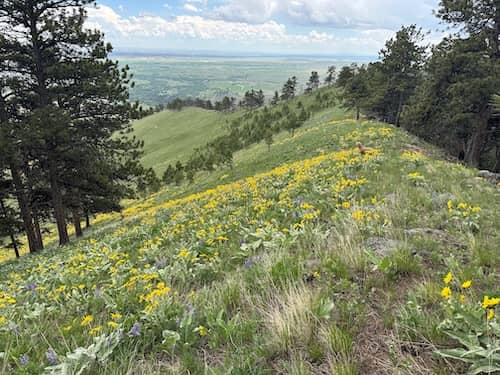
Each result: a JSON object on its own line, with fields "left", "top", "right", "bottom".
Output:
{"left": 86, "top": 0, "right": 443, "bottom": 56}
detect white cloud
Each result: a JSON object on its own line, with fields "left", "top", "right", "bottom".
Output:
{"left": 183, "top": 4, "right": 200, "bottom": 12}
{"left": 85, "top": 5, "right": 404, "bottom": 54}
{"left": 213, "top": 0, "right": 439, "bottom": 29}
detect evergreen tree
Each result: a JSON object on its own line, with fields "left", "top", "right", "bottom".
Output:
{"left": 305, "top": 71, "right": 320, "bottom": 93}
{"left": 377, "top": 25, "right": 427, "bottom": 126}
{"left": 281, "top": 76, "right": 298, "bottom": 101}
{"left": 336, "top": 65, "right": 357, "bottom": 88}
{"left": 402, "top": 2, "right": 500, "bottom": 168}
{"left": 264, "top": 129, "right": 274, "bottom": 151}
{"left": 271, "top": 91, "right": 280, "bottom": 105}
{"left": 324, "top": 66, "right": 336, "bottom": 86}
{"left": 0, "top": 0, "right": 144, "bottom": 246}
{"left": 163, "top": 164, "right": 176, "bottom": 185}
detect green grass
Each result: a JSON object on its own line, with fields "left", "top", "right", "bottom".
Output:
{"left": 132, "top": 107, "right": 235, "bottom": 173}
{"left": 0, "top": 98, "right": 499, "bottom": 374}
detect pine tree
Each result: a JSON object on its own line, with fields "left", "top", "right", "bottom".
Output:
{"left": 264, "top": 129, "right": 274, "bottom": 151}
{"left": 0, "top": 0, "right": 144, "bottom": 246}
{"left": 324, "top": 66, "right": 336, "bottom": 86}
{"left": 281, "top": 76, "right": 298, "bottom": 101}
{"left": 271, "top": 91, "right": 280, "bottom": 105}
{"left": 305, "top": 71, "right": 320, "bottom": 93}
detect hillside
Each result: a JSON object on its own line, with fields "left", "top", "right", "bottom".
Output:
{"left": 132, "top": 107, "right": 235, "bottom": 173}
{"left": 0, "top": 109, "right": 499, "bottom": 374}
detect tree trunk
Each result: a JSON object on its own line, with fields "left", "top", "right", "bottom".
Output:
{"left": 10, "top": 233, "right": 20, "bottom": 259}
{"left": 495, "top": 4, "right": 500, "bottom": 60}
{"left": 48, "top": 158, "right": 69, "bottom": 245}
{"left": 395, "top": 90, "right": 404, "bottom": 127}
{"left": 356, "top": 106, "right": 360, "bottom": 121}
{"left": 72, "top": 208, "right": 83, "bottom": 238}
{"left": 465, "top": 109, "right": 491, "bottom": 167}
{"left": 0, "top": 199, "right": 20, "bottom": 259}
{"left": 9, "top": 161, "right": 39, "bottom": 253}
{"left": 32, "top": 207, "right": 44, "bottom": 250}
{"left": 85, "top": 211, "right": 91, "bottom": 229}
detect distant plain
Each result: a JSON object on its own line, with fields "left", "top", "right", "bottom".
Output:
{"left": 117, "top": 55, "right": 364, "bottom": 105}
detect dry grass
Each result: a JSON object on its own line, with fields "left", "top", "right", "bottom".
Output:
{"left": 261, "top": 283, "right": 316, "bottom": 356}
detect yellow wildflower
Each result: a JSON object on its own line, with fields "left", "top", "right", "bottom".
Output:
{"left": 459, "top": 294, "right": 466, "bottom": 304}
{"left": 487, "top": 309, "right": 495, "bottom": 320}
{"left": 482, "top": 295, "right": 500, "bottom": 309}
{"left": 62, "top": 326, "right": 72, "bottom": 332}
{"left": 178, "top": 249, "right": 190, "bottom": 258}
{"left": 0, "top": 316, "right": 7, "bottom": 325}
{"left": 111, "top": 312, "right": 122, "bottom": 320}
{"left": 341, "top": 201, "right": 351, "bottom": 209}
{"left": 89, "top": 326, "right": 102, "bottom": 335}
{"left": 352, "top": 210, "right": 364, "bottom": 221}
{"left": 443, "top": 272, "right": 453, "bottom": 285}
{"left": 107, "top": 321, "right": 119, "bottom": 329}
{"left": 447, "top": 200, "right": 453, "bottom": 211}
{"left": 441, "top": 287, "right": 452, "bottom": 300}
{"left": 197, "top": 325, "right": 208, "bottom": 337}
{"left": 81, "top": 315, "right": 93, "bottom": 327}
{"left": 461, "top": 280, "right": 472, "bottom": 289}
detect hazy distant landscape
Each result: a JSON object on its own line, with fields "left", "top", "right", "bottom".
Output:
{"left": 117, "top": 55, "right": 364, "bottom": 105}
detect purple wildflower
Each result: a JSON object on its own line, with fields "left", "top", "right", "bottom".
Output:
{"left": 23, "top": 282, "right": 38, "bottom": 292}
{"left": 10, "top": 324, "right": 21, "bottom": 335}
{"left": 128, "top": 322, "right": 141, "bottom": 337}
{"left": 19, "top": 354, "right": 29, "bottom": 366}
{"left": 244, "top": 258, "right": 253, "bottom": 269}
{"left": 45, "top": 349, "right": 58, "bottom": 365}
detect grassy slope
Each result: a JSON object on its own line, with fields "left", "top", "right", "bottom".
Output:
{"left": 132, "top": 107, "right": 234, "bottom": 173}
{"left": 0, "top": 105, "right": 499, "bottom": 374}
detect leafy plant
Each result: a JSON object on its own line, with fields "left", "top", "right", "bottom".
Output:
{"left": 435, "top": 272, "right": 500, "bottom": 374}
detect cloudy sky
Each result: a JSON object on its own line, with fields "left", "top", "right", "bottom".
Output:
{"left": 87, "top": 0, "right": 443, "bottom": 56}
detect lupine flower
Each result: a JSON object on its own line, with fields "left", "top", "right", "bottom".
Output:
{"left": 129, "top": 322, "right": 141, "bottom": 337}
{"left": 45, "top": 349, "right": 58, "bottom": 365}
{"left": 19, "top": 354, "right": 29, "bottom": 365}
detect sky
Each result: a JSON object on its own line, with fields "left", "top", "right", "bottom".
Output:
{"left": 86, "top": 0, "right": 444, "bottom": 56}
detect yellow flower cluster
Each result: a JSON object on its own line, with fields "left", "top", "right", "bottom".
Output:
{"left": 447, "top": 200, "right": 481, "bottom": 217}
{"left": 441, "top": 272, "right": 497, "bottom": 321}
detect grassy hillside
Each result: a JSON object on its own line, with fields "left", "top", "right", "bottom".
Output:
{"left": 0, "top": 107, "right": 499, "bottom": 374}
{"left": 132, "top": 107, "right": 235, "bottom": 173}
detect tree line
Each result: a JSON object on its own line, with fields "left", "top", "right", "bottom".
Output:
{"left": 162, "top": 73, "right": 338, "bottom": 186}
{"left": 0, "top": 0, "right": 153, "bottom": 257}
{"left": 337, "top": 1, "right": 499, "bottom": 170}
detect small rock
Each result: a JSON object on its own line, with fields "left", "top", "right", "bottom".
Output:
{"left": 478, "top": 170, "right": 500, "bottom": 183}
{"left": 365, "top": 237, "right": 403, "bottom": 257}
{"left": 385, "top": 193, "right": 396, "bottom": 203}
{"left": 404, "top": 227, "right": 465, "bottom": 249}
{"left": 431, "top": 192, "right": 455, "bottom": 205}
{"left": 305, "top": 259, "right": 321, "bottom": 269}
